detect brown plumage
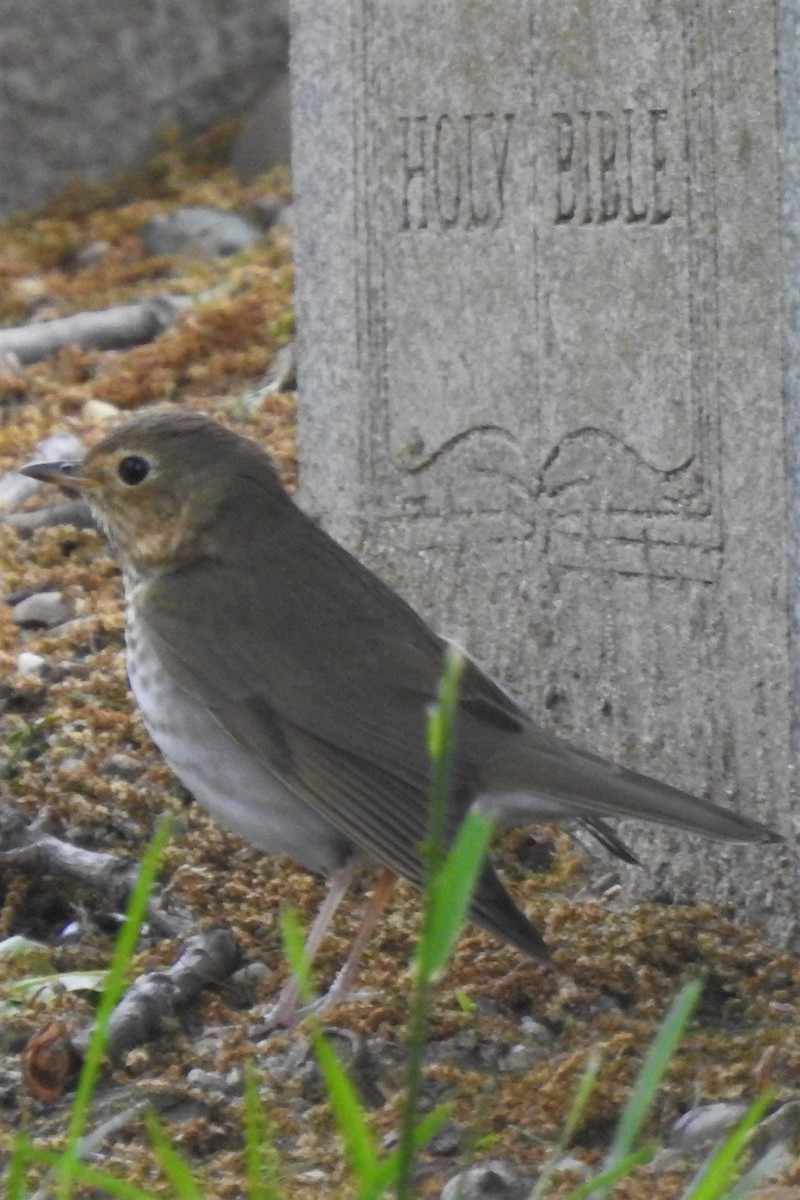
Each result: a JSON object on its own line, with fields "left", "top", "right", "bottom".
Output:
{"left": 22, "top": 411, "right": 782, "bottom": 1000}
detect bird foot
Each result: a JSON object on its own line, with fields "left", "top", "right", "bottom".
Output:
{"left": 250, "top": 993, "right": 340, "bottom": 1040}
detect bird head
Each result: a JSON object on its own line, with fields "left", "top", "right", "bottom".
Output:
{"left": 21, "top": 410, "right": 282, "bottom": 574}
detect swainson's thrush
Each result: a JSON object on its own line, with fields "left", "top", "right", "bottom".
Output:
{"left": 22, "top": 412, "right": 781, "bottom": 1015}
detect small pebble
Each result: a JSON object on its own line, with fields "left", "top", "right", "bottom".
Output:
{"left": 16, "top": 652, "right": 45, "bottom": 677}
{"left": 99, "top": 754, "right": 145, "bottom": 782}
{"left": 12, "top": 591, "right": 76, "bottom": 629}
{"left": 0, "top": 431, "right": 84, "bottom": 513}
{"left": 230, "top": 961, "right": 271, "bottom": 987}
{"left": 186, "top": 1068, "right": 226, "bottom": 1092}
{"left": 58, "top": 921, "right": 84, "bottom": 943}
{"left": 440, "top": 1161, "right": 527, "bottom": 1200}
{"left": 83, "top": 398, "right": 120, "bottom": 423}
{"left": 57, "top": 757, "right": 85, "bottom": 776}
{"left": 519, "top": 1017, "right": 554, "bottom": 1042}
{"left": 429, "top": 1123, "right": 462, "bottom": 1156}
{"left": 552, "top": 1154, "right": 590, "bottom": 1178}
{"left": 141, "top": 207, "right": 262, "bottom": 258}
{"left": 3, "top": 499, "right": 94, "bottom": 535}
{"left": 69, "top": 240, "right": 109, "bottom": 268}
{"left": 667, "top": 1101, "right": 749, "bottom": 1150}
{"left": 500, "top": 1042, "right": 541, "bottom": 1073}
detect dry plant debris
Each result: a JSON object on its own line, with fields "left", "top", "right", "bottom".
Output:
{"left": 0, "top": 126, "right": 798, "bottom": 1198}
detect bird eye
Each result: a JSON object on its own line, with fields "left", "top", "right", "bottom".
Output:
{"left": 117, "top": 455, "right": 151, "bottom": 486}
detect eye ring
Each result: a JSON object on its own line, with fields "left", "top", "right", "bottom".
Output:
{"left": 117, "top": 455, "right": 151, "bottom": 486}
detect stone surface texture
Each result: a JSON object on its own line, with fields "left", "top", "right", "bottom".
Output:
{"left": 0, "top": 0, "right": 288, "bottom": 215}
{"left": 292, "top": 1, "right": 800, "bottom": 943}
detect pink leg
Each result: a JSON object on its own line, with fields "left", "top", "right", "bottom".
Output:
{"left": 263, "top": 866, "right": 395, "bottom": 1029}
{"left": 321, "top": 869, "right": 396, "bottom": 1007}
{"left": 264, "top": 861, "right": 358, "bottom": 1028}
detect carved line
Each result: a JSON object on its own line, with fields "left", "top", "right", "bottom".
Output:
{"left": 541, "top": 425, "right": 695, "bottom": 480}
{"left": 403, "top": 422, "right": 518, "bottom": 474}
{"left": 352, "top": 0, "right": 368, "bottom": 470}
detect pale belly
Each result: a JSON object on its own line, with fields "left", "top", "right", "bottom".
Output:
{"left": 125, "top": 622, "right": 354, "bottom": 877}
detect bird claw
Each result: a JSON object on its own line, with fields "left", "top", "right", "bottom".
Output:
{"left": 251, "top": 990, "right": 343, "bottom": 1040}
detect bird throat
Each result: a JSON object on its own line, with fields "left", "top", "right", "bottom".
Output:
{"left": 90, "top": 496, "right": 194, "bottom": 574}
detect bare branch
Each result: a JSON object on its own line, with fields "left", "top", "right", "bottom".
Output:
{"left": 0, "top": 800, "right": 188, "bottom": 938}
{"left": 2, "top": 499, "right": 95, "bottom": 534}
{"left": 0, "top": 295, "right": 190, "bottom": 365}
{"left": 72, "top": 928, "right": 242, "bottom": 1062}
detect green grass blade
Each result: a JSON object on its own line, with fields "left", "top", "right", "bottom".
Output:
{"left": 282, "top": 906, "right": 451, "bottom": 1200}
{"left": 280, "top": 908, "right": 314, "bottom": 1007}
{"left": 598, "top": 980, "right": 702, "bottom": 1186}
{"left": 369, "top": 1105, "right": 452, "bottom": 1197}
{"left": 5, "top": 969, "right": 108, "bottom": 1003}
{"left": 282, "top": 646, "right": 491, "bottom": 1200}
{"left": 56, "top": 815, "right": 173, "bottom": 1200}
{"left": 682, "top": 1090, "right": 775, "bottom": 1200}
{"left": 562, "top": 1147, "right": 655, "bottom": 1199}
{"left": 310, "top": 1028, "right": 380, "bottom": 1188}
{"left": 423, "top": 642, "right": 466, "bottom": 878}
{"left": 243, "top": 1064, "right": 282, "bottom": 1200}
{"left": 24, "top": 1143, "right": 160, "bottom": 1199}
{"left": 7, "top": 1130, "right": 31, "bottom": 1200}
{"left": 559, "top": 1049, "right": 603, "bottom": 1148}
{"left": 397, "top": 645, "right": 488, "bottom": 1200}
{"left": 281, "top": 909, "right": 380, "bottom": 1189}
{"left": 420, "top": 810, "right": 494, "bottom": 979}
{"left": 528, "top": 1048, "right": 603, "bottom": 1200}
{"left": 723, "top": 1141, "right": 791, "bottom": 1200}
{"left": 560, "top": 980, "right": 701, "bottom": 1200}
{"left": 145, "top": 1109, "right": 204, "bottom": 1200}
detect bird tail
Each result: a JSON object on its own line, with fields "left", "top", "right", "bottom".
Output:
{"left": 579, "top": 816, "right": 641, "bottom": 864}
{"left": 470, "top": 860, "right": 551, "bottom": 960}
{"left": 480, "top": 728, "right": 781, "bottom": 845}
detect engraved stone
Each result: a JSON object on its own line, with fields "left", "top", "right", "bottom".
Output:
{"left": 291, "top": 0, "right": 800, "bottom": 942}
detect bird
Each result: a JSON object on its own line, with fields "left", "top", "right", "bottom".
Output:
{"left": 21, "top": 410, "right": 781, "bottom": 1020}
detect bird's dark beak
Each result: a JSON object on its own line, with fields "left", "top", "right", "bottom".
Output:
{"left": 19, "top": 460, "right": 97, "bottom": 492}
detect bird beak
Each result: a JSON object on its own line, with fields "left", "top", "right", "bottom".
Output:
{"left": 20, "top": 460, "right": 98, "bottom": 492}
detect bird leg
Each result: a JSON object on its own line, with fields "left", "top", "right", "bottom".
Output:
{"left": 262, "top": 865, "right": 395, "bottom": 1031}
{"left": 319, "top": 868, "right": 396, "bottom": 1007}
{"left": 264, "top": 860, "right": 357, "bottom": 1029}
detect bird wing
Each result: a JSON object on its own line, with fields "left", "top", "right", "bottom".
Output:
{"left": 138, "top": 529, "right": 470, "bottom": 841}
{"left": 140, "top": 518, "right": 779, "bottom": 866}
{"left": 138, "top": 509, "right": 527, "bottom": 790}
{"left": 138, "top": 548, "right": 552, "bottom": 958}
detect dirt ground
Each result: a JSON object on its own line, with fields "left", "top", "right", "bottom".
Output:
{"left": 0, "top": 129, "right": 798, "bottom": 1198}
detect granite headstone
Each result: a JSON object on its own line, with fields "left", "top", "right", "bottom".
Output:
{"left": 291, "top": 0, "right": 799, "bottom": 942}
